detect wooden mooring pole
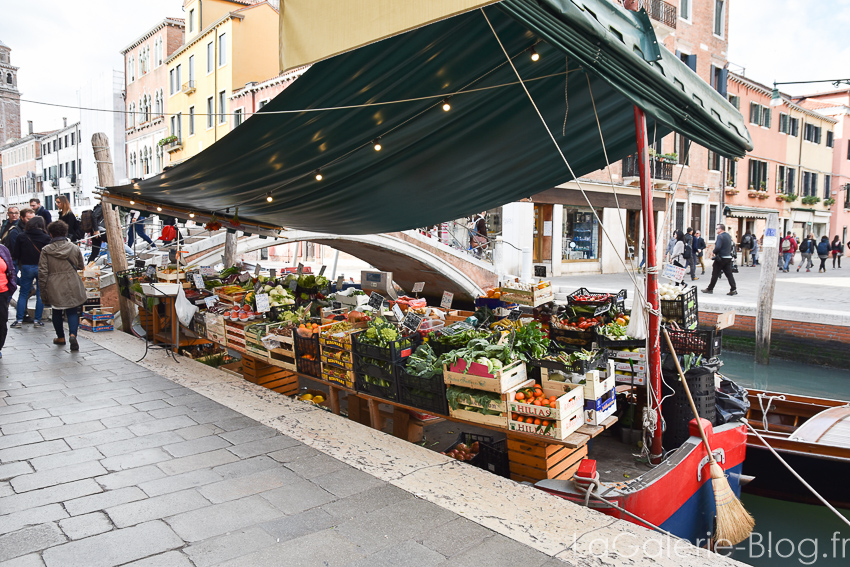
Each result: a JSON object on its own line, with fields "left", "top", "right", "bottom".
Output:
{"left": 755, "top": 212, "right": 780, "bottom": 364}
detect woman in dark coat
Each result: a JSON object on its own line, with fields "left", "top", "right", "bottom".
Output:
{"left": 56, "top": 195, "right": 82, "bottom": 243}
{"left": 11, "top": 216, "right": 50, "bottom": 327}
{"left": 816, "top": 236, "right": 831, "bottom": 273}
{"left": 832, "top": 236, "right": 843, "bottom": 269}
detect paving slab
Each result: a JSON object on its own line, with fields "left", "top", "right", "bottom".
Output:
{"left": 0, "top": 523, "right": 66, "bottom": 563}
{"left": 58, "top": 512, "right": 114, "bottom": 540}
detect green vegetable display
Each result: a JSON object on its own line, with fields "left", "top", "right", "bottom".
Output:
{"left": 359, "top": 318, "right": 411, "bottom": 350}
{"left": 446, "top": 386, "right": 502, "bottom": 415}
{"left": 405, "top": 344, "right": 442, "bottom": 379}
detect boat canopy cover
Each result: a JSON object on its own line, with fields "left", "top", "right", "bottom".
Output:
{"left": 109, "top": 0, "right": 752, "bottom": 234}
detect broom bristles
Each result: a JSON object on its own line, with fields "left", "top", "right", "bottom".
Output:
{"left": 710, "top": 461, "right": 755, "bottom": 546}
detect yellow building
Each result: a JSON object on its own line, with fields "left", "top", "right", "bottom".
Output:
{"left": 164, "top": 0, "right": 279, "bottom": 162}
{"left": 784, "top": 103, "right": 836, "bottom": 238}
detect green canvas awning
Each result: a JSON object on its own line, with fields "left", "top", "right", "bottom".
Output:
{"left": 109, "top": 0, "right": 752, "bottom": 234}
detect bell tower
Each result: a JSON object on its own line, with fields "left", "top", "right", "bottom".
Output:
{"left": 0, "top": 39, "right": 22, "bottom": 143}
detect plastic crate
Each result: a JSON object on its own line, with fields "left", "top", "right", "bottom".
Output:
{"left": 549, "top": 324, "right": 595, "bottom": 348}
{"left": 446, "top": 433, "right": 510, "bottom": 478}
{"left": 661, "top": 326, "right": 722, "bottom": 358}
{"left": 296, "top": 355, "right": 322, "bottom": 378}
{"left": 660, "top": 286, "right": 699, "bottom": 330}
{"left": 397, "top": 368, "right": 448, "bottom": 416}
{"left": 353, "top": 353, "right": 399, "bottom": 401}
{"left": 352, "top": 331, "right": 420, "bottom": 363}
{"left": 595, "top": 334, "right": 645, "bottom": 349}
{"left": 529, "top": 348, "right": 608, "bottom": 375}
{"left": 293, "top": 331, "right": 320, "bottom": 359}
{"left": 567, "top": 288, "right": 627, "bottom": 309}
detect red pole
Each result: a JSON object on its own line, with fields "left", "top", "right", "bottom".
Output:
{"left": 633, "top": 106, "right": 663, "bottom": 465}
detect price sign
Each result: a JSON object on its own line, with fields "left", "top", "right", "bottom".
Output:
{"left": 254, "top": 281, "right": 263, "bottom": 293}
{"left": 135, "top": 259, "right": 146, "bottom": 269}
{"left": 441, "top": 325, "right": 459, "bottom": 336}
{"left": 238, "top": 272, "right": 250, "bottom": 283}
{"left": 716, "top": 311, "right": 736, "bottom": 330}
{"left": 440, "top": 291, "right": 454, "bottom": 310}
{"left": 391, "top": 303, "right": 404, "bottom": 321}
{"left": 368, "top": 292, "right": 385, "bottom": 310}
{"left": 336, "top": 275, "right": 344, "bottom": 291}
{"left": 255, "top": 293, "right": 271, "bottom": 313}
{"left": 289, "top": 279, "right": 298, "bottom": 291}
{"left": 159, "top": 254, "right": 169, "bottom": 267}
{"left": 297, "top": 263, "right": 304, "bottom": 276}
{"left": 455, "top": 321, "right": 474, "bottom": 331}
{"left": 200, "top": 266, "right": 216, "bottom": 277}
{"left": 145, "top": 265, "right": 157, "bottom": 279}
{"left": 594, "top": 303, "right": 611, "bottom": 317}
{"left": 412, "top": 282, "right": 425, "bottom": 294}
{"left": 270, "top": 269, "right": 277, "bottom": 279}
{"left": 402, "top": 312, "right": 424, "bottom": 332}
{"left": 508, "top": 309, "right": 522, "bottom": 321}
{"left": 319, "top": 265, "right": 326, "bottom": 276}
{"left": 193, "top": 274, "right": 205, "bottom": 290}
{"left": 254, "top": 263, "right": 261, "bottom": 276}
{"left": 204, "top": 296, "right": 217, "bottom": 309}
{"left": 661, "top": 263, "right": 686, "bottom": 282}
{"left": 332, "top": 301, "right": 342, "bottom": 310}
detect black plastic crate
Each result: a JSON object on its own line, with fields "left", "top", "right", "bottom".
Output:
{"left": 549, "top": 324, "right": 595, "bottom": 348}
{"left": 296, "top": 356, "right": 321, "bottom": 378}
{"left": 353, "top": 353, "right": 399, "bottom": 402}
{"left": 595, "top": 333, "right": 645, "bottom": 350}
{"left": 567, "top": 288, "right": 627, "bottom": 311}
{"left": 529, "top": 347, "right": 608, "bottom": 375}
{"left": 478, "top": 438, "right": 510, "bottom": 478}
{"left": 660, "top": 286, "right": 699, "bottom": 330}
{"left": 352, "top": 331, "right": 420, "bottom": 363}
{"left": 661, "top": 326, "right": 722, "bottom": 358}
{"left": 293, "top": 331, "right": 320, "bottom": 358}
{"left": 398, "top": 368, "right": 448, "bottom": 416}
{"left": 446, "top": 432, "right": 493, "bottom": 467}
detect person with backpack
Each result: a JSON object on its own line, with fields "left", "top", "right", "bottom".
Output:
{"left": 684, "top": 227, "right": 698, "bottom": 281}
{"left": 702, "top": 224, "right": 737, "bottom": 295}
{"left": 56, "top": 196, "right": 83, "bottom": 243}
{"left": 779, "top": 231, "right": 797, "bottom": 272}
{"left": 10, "top": 216, "right": 50, "bottom": 328}
{"left": 692, "top": 230, "right": 707, "bottom": 275}
{"left": 832, "top": 236, "right": 843, "bottom": 269}
{"left": 751, "top": 235, "right": 760, "bottom": 266}
{"left": 797, "top": 234, "right": 816, "bottom": 272}
{"left": 740, "top": 232, "right": 754, "bottom": 267}
{"left": 816, "top": 236, "right": 831, "bottom": 272}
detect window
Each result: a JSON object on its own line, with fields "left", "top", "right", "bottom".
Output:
{"left": 680, "top": 0, "right": 690, "bottom": 20}
{"left": 777, "top": 165, "right": 786, "bottom": 193}
{"left": 727, "top": 94, "right": 740, "bottom": 110}
{"left": 234, "top": 108, "right": 243, "bottom": 127}
{"left": 218, "top": 91, "right": 227, "bottom": 124}
{"left": 676, "top": 134, "right": 690, "bottom": 166}
{"left": 804, "top": 123, "right": 822, "bottom": 143}
{"left": 727, "top": 159, "right": 737, "bottom": 187}
{"left": 169, "top": 69, "right": 175, "bottom": 94}
{"left": 188, "top": 55, "right": 195, "bottom": 86}
{"left": 207, "top": 97, "right": 214, "bottom": 128}
{"left": 786, "top": 168, "right": 796, "bottom": 194}
{"left": 170, "top": 115, "right": 177, "bottom": 137}
{"left": 71, "top": 132, "right": 74, "bottom": 145}
{"left": 748, "top": 158, "right": 768, "bottom": 190}
{"left": 176, "top": 112, "right": 182, "bottom": 142}
{"left": 690, "top": 204, "right": 703, "bottom": 235}
{"left": 60, "top": 163, "right": 64, "bottom": 177}
{"left": 175, "top": 64, "right": 182, "bottom": 94}
{"left": 218, "top": 33, "right": 227, "bottom": 67}
{"left": 789, "top": 117, "right": 799, "bottom": 137}
{"left": 677, "top": 51, "right": 696, "bottom": 72}
{"left": 710, "top": 65, "right": 727, "bottom": 97}
{"left": 189, "top": 9, "right": 194, "bottom": 32}
{"left": 189, "top": 106, "right": 195, "bottom": 136}
{"left": 802, "top": 171, "right": 818, "bottom": 197}
{"left": 675, "top": 202, "right": 685, "bottom": 233}
{"left": 749, "top": 103, "right": 771, "bottom": 128}
{"left": 259, "top": 99, "right": 269, "bottom": 109}
{"left": 64, "top": 134, "right": 69, "bottom": 146}
{"left": 58, "top": 137, "right": 62, "bottom": 150}
{"left": 156, "top": 145, "right": 162, "bottom": 172}
{"left": 826, "top": 131, "right": 834, "bottom": 148}
{"left": 128, "top": 56, "right": 134, "bottom": 82}
{"left": 778, "top": 113, "right": 789, "bottom": 134}
{"left": 824, "top": 175, "right": 832, "bottom": 199}
{"left": 207, "top": 42, "right": 214, "bottom": 73}
{"left": 714, "top": 0, "right": 725, "bottom": 37}
{"left": 708, "top": 150, "right": 721, "bottom": 171}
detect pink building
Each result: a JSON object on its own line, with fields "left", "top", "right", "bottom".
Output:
{"left": 228, "top": 66, "right": 307, "bottom": 130}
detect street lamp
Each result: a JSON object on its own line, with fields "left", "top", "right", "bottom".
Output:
{"left": 771, "top": 78, "right": 850, "bottom": 107}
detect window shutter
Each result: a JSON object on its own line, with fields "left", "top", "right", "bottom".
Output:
{"left": 718, "top": 68, "right": 728, "bottom": 97}
{"left": 710, "top": 65, "right": 716, "bottom": 89}
{"left": 762, "top": 108, "right": 771, "bottom": 129}
{"left": 686, "top": 54, "right": 697, "bottom": 72}
{"left": 749, "top": 102, "right": 759, "bottom": 124}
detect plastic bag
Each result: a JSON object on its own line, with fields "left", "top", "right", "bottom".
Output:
{"left": 626, "top": 276, "right": 647, "bottom": 340}
{"left": 715, "top": 379, "right": 750, "bottom": 425}
{"left": 175, "top": 286, "right": 198, "bottom": 328}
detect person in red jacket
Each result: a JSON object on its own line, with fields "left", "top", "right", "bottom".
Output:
{"left": 780, "top": 232, "right": 798, "bottom": 272}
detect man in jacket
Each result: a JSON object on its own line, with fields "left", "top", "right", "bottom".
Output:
{"left": 702, "top": 224, "right": 737, "bottom": 296}
{"left": 1, "top": 208, "right": 34, "bottom": 269}
{"left": 797, "top": 233, "right": 816, "bottom": 272}
{"left": 29, "top": 199, "right": 52, "bottom": 225}
{"left": 740, "top": 232, "right": 754, "bottom": 267}
{"left": 780, "top": 231, "right": 798, "bottom": 272}
{"left": 0, "top": 207, "right": 20, "bottom": 242}
{"left": 692, "top": 230, "right": 707, "bottom": 275}
{"left": 684, "top": 227, "right": 698, "bottom": 281}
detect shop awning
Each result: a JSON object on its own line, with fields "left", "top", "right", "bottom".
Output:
{"left": 791, "top": 209, "right": 814, "bottom": 223}
{"left": 107, "top": 0, "right": 752, "bottom": 235}
{"left": 725, "top": 205, "right": 779, "bottom": 220}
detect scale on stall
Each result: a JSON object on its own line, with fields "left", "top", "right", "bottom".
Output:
{"left": 360, "top": 270, "right": 398, "bottom": 300}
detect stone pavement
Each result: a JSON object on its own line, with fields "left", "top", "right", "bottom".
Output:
{"left": 0, "top": 321, "right": 743, "bottom": 567}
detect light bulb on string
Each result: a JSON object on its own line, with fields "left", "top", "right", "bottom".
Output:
{"left": 129, "top": 200, "right": 135, "bottom": 205}
{"left": 530, "top": 47, "right": 540, "bottom": 62}
{"left": 442, "top": 98, "right": 451, "bottom": 112}
{"left": 315, "top": 170, "right": 323, "bottom": 181}
{"left": 373, "top": 138, "right": 382, "bottom": 151}
{"left": 156, "top": 206, "right": 162, "bottom": 212}
{"left": 266, "top": 192, "right": 274, "bottom": 203}
{"left": 189, "top": 212, "right": 195, "bottom": 218}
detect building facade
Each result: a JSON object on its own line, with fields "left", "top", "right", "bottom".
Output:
{"left": 122, "top": 17, "right": 185, "bottom": 180}
{"left": 38, "top": 120, "right": 83, "bottom": 213}
{"left": 0, "top": 124, "right": 46, "bottom": 210}
{"left": 0, "top": 39, "right": 21, "bottom": 144}
{"left": 228, "top": 66, "right": 306, "bottom": 130}
{"left": 164, "top": 0, "right": 279, "bottom": 163}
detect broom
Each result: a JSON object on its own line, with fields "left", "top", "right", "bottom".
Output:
{"left": 662, "top": 328, "right": 755, "bottom": 546}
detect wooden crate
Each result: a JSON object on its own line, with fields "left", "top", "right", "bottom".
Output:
{"left": 508, "top": 407, "right": 583, "bottom": 441}
{"left": 157, "top": 270, "right": 186, "bottom": 282}
{"left": 242, "top": 355, "right": 299, "bottom": 395}
{"left": 444, "top": 309, "right": 475, "bottom": 324}
{"left": 499, "top": 283, "right": 554, "bottom": 307}
{"left": 506, "top": 435, "right": 588, "bottom": 483}
{"left": 443, "top": 360, "right": 527, "bottom": 393}
{"left": 507, "top": 383, "right": 584, "bottom": 420}
{"left": 447, "top": 407, "right": 508, "bottom": 429}
{"left": 268, "top": 348, "right": 297, "bottom": 371}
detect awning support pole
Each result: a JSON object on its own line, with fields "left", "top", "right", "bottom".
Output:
{"left": 633, "top": 106, "right": 663, "bottom": 465}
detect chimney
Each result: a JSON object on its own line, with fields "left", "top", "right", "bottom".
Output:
{"left": 27, "top": 120, "right": 33, "bottom": 134}
{"left": 63, "top": 117, "right": 68, "bottom": 128}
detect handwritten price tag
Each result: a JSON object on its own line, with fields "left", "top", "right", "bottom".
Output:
{"left": 200, "top": 266, "right": 216, "bottom": 276}
{"left": 193, "top": 274, "right": 205, "bottom": 290}
{"left": 391, "top": 303, "right": 404, "bottom": 321}
{"left": 255, "top": 293, "right": 271, "bottom": 313}
{"left": 204, "top": 296, "right": 217, "bottom": 309}
{"left": 440, "top": 291, "right": 454, "bottom": 310}
{"left": 402, "top": 312, "right": 424, "bottom": 332}
{"left": 508, "top": 309, "right": 522, "bottom": 321}
{"left": 368, "top": 292, "right": 385, "bottom": 310}
{"left": 412, "top": 282, "right": 425, "bottom": 293}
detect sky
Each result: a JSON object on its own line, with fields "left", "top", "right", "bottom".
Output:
{"left": 3, "top": 0, "right": 850, "bottom": 137}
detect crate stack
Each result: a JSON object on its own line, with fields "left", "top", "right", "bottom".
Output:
{"left": 442, "top": 358, "right": 529, "bottom": 428}
{"left": 319, "top": 323, "right": 362, "bottom": 389}
{"left": 352, "top": 332, "right": 419, "bottom": 402}
{"left": 81, "top": 268, "right": 102, "bottom": 309}
{"left": 244, "top": 322, "right": 271, "bottom": 361}
{"left": 398, "top": 366, "right": 448, "bottom": 416}
{"left": 204, "top": 312, "right": 226, "bottom": 345}
{"left": 660, "top": 286, "right": 698, "bottom": 330}
{"left": 582, "top": 362, "right": 617, "bottom": 426}
{"left": 266, "top": 325, "right": 297, "bottom": 371}
{"left": 446, "top": 432, "right": 510, "bottom": 478}
{"left": 506, "top": 381, "right": 584, "bottom": 440}
{"left": 223, "top": 319, "right": 247, "bottom": 354}
{"left": 81, "top": 308, "right": 114, "bottom": 333}
{"left": 242, "top": 354, "right": 298, "bottom": 396}
{"left": 499, "top": 281, "right": 554, "bottom": 308}
{"left": 294, "top": 330, "right": 322, "bottom": 378}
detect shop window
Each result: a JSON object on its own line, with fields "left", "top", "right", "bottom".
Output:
{"left": 562, "top": 208, "right": 599, "bottom": 261}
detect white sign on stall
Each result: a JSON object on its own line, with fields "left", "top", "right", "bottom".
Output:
{"left": 661, "top": 263, "right": 686, "bottom": 282}
{"left": 255, "top": 293, "right": 271, "bottom": 313}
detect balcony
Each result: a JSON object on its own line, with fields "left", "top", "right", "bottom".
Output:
{"left": 621, "top": 154, "right": 674, "bottom": 188}
{"left": 638, "top": 0, "right": 677, "bottom": 28}
{"left": 182, "top": 81, "right": 196, "bottom": 94}
{"left": 163, "top": 139, "right": 183, "bottom": 153}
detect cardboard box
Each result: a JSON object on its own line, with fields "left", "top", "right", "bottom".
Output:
{"left": 80, "top": 322, "right": 113, "bottom": 333}
{"left": 611, "top": 349, "right": 646, "bottom": 361}
{"left": 584, "top": 387, "right": 616, "bottom": 411}
{"left": 83, "top": 307, "right": 114, "bottom": 321}
{"left": 584, "top": 392, "right": 617, "bottom": 425}
{"left": 612, "top": 360, "right": 647, "bottom": 373}
{"left": 584, "top": 374, "right": 615, "bottom": 400}
{"left": 614, "top": 373, "right": 647, "bottom": 386}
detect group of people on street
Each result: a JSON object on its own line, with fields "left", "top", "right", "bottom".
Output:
{"left": 666, "top": 226, "right": 707, "bottom": 285}
{"left": 777, "top": 232, "right": 845, "bottom": 273}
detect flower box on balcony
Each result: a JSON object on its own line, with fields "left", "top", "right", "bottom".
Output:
{"left": 757, "top": 192, "right": 769, "bottom": 200}
{"left": 747, "top": 190, "right": 759, "bottom": 198}
{"left": 776, "top": 195, "right": 786, "bottom": 202}
{"left": 725, "top": 188, "right": 739, "bottom": 196}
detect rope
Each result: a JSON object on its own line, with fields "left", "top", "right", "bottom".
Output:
{"left": 757, "top": 393, "right": 785, "bottom": 433}
{"left": 745, "top": 421, "right": 850, "bottom": 529}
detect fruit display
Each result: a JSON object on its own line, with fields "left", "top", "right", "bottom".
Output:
{"left": 442, "top": 441, "right": 480, "bottom": 462}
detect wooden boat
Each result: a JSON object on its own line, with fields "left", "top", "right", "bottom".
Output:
{"left": 743, "top": 389, "right": 850, "bottom": 508}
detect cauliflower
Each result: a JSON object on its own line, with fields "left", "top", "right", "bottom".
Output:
{"left": 380, "top": 328, "right": 398, "bottom": 343}
{"left": 366, "top": 327, "right": 379, "bottom": 341}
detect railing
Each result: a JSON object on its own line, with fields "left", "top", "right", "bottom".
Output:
{"left": 622, "top": 154, "right": 674, "bottom": 181}
{"left": 635, "top": 0, "right": 677, "bottom": 29}
{"left": 163, "top": 139, "right": 182, "bottom": 152}
{"left": 182, "top": 81, "right": 196, "bottom": 94}
{"left": 413, "top": 220, "right": 497, "bottom": 263}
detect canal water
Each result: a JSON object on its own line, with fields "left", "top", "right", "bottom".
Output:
{"left": 718, "top": 352, "right": 850, "bottom": 566}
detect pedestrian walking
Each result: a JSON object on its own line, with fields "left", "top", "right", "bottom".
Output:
{"left": 797, "top": 234, "right": 816, "bottom": 272}
{"left": 832, "top": 236, "right": 843, "bottom": 269}
{"left": 2, "top": 207, "right": 33, "bottom": 259}
{"left": 0, "top": 207, "right": 20, "bottom": 242}
{"left": 692, "top": 230, "right": 706, "bottom": 275}
{"left": 126, "top": 211, "right": 156, "bottom": 251}
{"left": 702, "top": 224, "right": 737, "bottom": 296}
{"left": 670, "top": 230, "right": 688, "bottom": 286}
{"left": 779, "top": 231, "right": 797, "bottom": 272}
{"left": 39, "top": 221, "right": 87, "bottom": 351}
{"left": 665, "top": 234, "right": 677, "bottom": 262}
{"left": 751, "top": 236, "right": 760, "bottom": 267}
{"left": 816, "top": 236, "right": 831, "bottom": 272}
{"left": 740, "top": 232, "right": 754, "bottom": 267}
{"left": 56, "top": 196, "right": 83, "bottom": 243}
{"left": 0, "top": 241, "right": 18, "bottom": 359}
{"left": 10, "top": 216, "right": 50, "bottom": 328}
{"left": 29, "top": 198, "right": 52, "bottom": 225}
{"left": 685, "top": 227, "right": 698, "bottom": 281}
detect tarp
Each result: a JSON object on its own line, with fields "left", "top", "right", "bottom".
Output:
{"left": 110, "top": 0, "right": 752, "bottom": 235}
{"left": 725, "top": 205, "right": 779, "bottom": 219}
